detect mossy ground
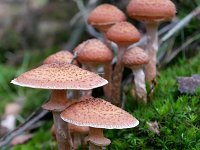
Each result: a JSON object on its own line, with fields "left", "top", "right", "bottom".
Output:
{"left": 1, "top": 52, "right": 200, "bottom": 150}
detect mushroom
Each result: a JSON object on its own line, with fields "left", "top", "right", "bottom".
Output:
{"left": 74, "top": 39, "right": 113, "bottom": 99}
{"left": 122, "top": 47, "right": 150, "bottom": 103}
{"left": 88, "top": 4, "right": 126, "bottom": 33}
{"left": 43, "top": 50, "right": 74, "bottom": 64}
{"left": 106, "top": 21, "right": 141, "bottom": 106}
{"left": 88, "top": 3, "right": 126, "bottom": 48}
{"left": 11, "top": 63, "right": 108, "bottom": 150}
{"left": 127, "top": 0, "right": 176, "bottom": 89}
{"left": 61, "top": 96, "right": 139, "bottom": 150}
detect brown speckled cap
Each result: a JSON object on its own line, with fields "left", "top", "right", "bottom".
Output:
{"left": 43, "top": 50, "right": 74, "bottom": 64}
{"left": 106, "top": 21, "right": 140, "bottom": 47}
{"left": 127, "top": 0, "right": 176, "bottom": 22}
{"left": 122, "top": 47, "right": 150, "bottom": 67}
{"left": 88, "top": 4, "right": 126, "bottom": 32}
{"left": 11, "top": 63, "right": 108, "bottom": 90}
{"left": 74, "top": 39, "right": 113, "bottom": 64}
{"left": 61, "top": 96, "right": 139, "bottom": 129}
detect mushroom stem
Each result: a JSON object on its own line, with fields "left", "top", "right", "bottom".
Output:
{"left": 89, "top": 127, "right": 104, "bottom": 138}
{"left": 87, "top": 127, "right": 110, "bottom": 150}
{"left": 111, "top": 46, "right": 126, "bottom": 106}
{"left": 132, "top": 68, "right": 147, "bottom": 104}
{"left": 103, "top": 62, "right": 112, "bottom": 100}
{"left": 102, "top": 33, "right": 112, "bottom": 49}
{"left": 44, "top": 90, "right": 72, "bottom": 150}
{"left": 71, "top": 133, "right": 81, "bottom": 149}
{"left": 145, "top": 22, "right": 159, "bottom": 86}
{"left": 53, "top": 111, "right": 71, "bottom": 150}
{"left": 42, "top": 90, "right": 68, "bottom": 111}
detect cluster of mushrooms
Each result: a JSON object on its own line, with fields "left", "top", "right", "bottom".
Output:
{"left": 11, "top": 0, "right": 176, "bottom": 150}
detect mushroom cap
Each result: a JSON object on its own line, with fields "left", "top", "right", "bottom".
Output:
{"left": 43, "top": 50, "right": 74, "bottom": 64}
{"left": 11, "top": 63, "right": 108, "bottom": 90}
{"left": 127, "top": 0, "right": 176, "bottom": 22}
{"left": 74, "top": 39, "right": 113, "bottom": 64}
{"left": 106, "top": 21, "right": 140, "bottom": 47}
{"left": 122, "top": 47, "right": 150, "bottom": 68}
{"left": 88, "top": 4, "right": 126, "bottom": 32}
{"left": 61, "top": 97, "right": 139, "bottom": 129}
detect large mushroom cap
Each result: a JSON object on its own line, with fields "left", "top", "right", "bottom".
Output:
{"left": 88, "top": 4, "right": 126, "bottom": 32}
{"left": 127, "top": 0, "right": 176, "bottom": 22}
{"left": 106, "top": 21, "right": 140, "bottom": 47}
{"left": 61, "top": 97, "right": 139, "bottom": 129}
{"left": 43, "top": 50, "right": 74, "bottom": 64}
{"left": 74, "top": 39, "right": 113, "bottom": 64}
{"left": 11, "top": 63, "right": 108, "bottom": 90}
{"left": 123, "top": 47, "right": 150, "bottom": 68}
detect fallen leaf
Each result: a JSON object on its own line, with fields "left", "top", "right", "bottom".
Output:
{"left": 147, "top": 121, "right": 160, "bottom": 136}
{"left": 11, "top": 134, "right": 33, "bottom": 146}
{"left": 177, "top": 74, "right": 200, "bottom": 94}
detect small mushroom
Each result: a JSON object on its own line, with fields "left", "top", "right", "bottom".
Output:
{"left": 106, "top": 21, "right": 141, "bottom": 106}
{"left": 127, "top": 0, "right": 176, "bottom": 89}
{"left": 88, "top": 4, "right": 126, "bottom": 47}
{"left": 88, "top": 4, "right": 126, "bottom": 33}
{"left": 11, "top": 63, "right": 108, "bottom": 150}
{"left": 43, "top": 50, "right": 74, "bottom": 64}
{"left": 61, "top": 96, "right": 139, "bottom": 150}
{"left": 122, "top": 47, "right": 150, "bottom": 103}
{"left": 74, "top": 39, "right": 113, "bottom": 99}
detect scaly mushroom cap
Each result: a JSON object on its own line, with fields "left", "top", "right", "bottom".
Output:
{"left": 88, "top": 4, "right": 126, "bottom": 32}
{"left": 61, "top": 96, "right": 139, "bottom": 129}
{"left": 11, "top": 63, "right": 108, "bottom": 90}
{"left": 127, "top": 0, "right": 176, "bottom": 22}
{"left": 74, "top": 39, "right": 113, "bottom": 64}
{"left": 43, "top": 50, "right": 74, "bottom": 64}
{"left": 106, "top": 21, "right": 140, "bottom": 47}
{"left": 123, "top": 47, "right": 150, "bottom": 68}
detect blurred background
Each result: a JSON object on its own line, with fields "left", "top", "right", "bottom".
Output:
{"left": 0, "top": 0, "right": 200, "bottom": 149}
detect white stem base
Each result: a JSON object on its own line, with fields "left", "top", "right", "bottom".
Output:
{"left": 132, "top": 68, "right": 147, "bottom": 103}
